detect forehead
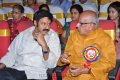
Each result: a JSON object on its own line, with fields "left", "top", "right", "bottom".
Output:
{"left": 38, "top": 17, "right": 51, "bottom": 22}
{"left": 13, "top": 8, "right": 20, "bottom": 12}
{"left": 71, "top": 8, "right": 79, "bottom": 12}
{"left": 109, "top": 7, "right": 117, "bottom": 11}
{"left": 79, "top": 15, "right": 91, "bottom": 21}
{"left": 79, "top": 12, "right": 96, "bottom": 21}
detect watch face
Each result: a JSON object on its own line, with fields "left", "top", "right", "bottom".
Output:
{"left": 43, "top": 51, "right": 48, "bottom": 54}
{"left": 83, "top": 46, "right": 100, "bottom": 62}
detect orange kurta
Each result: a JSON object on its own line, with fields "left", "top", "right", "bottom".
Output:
{"left": 57, "top": 27, "right": 116, "bottom": 80}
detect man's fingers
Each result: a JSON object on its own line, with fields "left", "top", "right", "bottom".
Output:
{"left": 62, "top": 58, "right": 70, "bottom": 63}
{"left": 67, "top": 53, "right": 71, "bottom": 57}
{"left": 63, "top": 53, "right": 71, "bottom": 58}
{"left": 60, "top": 52, "right": 71, "bottom": 64}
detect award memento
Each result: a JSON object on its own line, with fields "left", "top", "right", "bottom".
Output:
{"left": 83, "top": 46, "right": 100, "bottom": 68}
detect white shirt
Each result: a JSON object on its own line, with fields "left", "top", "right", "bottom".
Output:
{"left": 75, "top": 0, "right": 98, "bottom": 13}
{"left": 0, "top": 26, "right": 61, "bottom": 79}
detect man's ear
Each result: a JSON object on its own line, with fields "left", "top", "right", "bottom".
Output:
{"left": 76, "top": 23, "right": 80, "bottom": 28}
{"left": 34, "top": 20, "right": 37, "bottom": 27}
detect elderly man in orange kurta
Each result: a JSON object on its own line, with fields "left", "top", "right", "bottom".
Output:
{"left": 57, "top": 10, "right": 116, "bottom": 80}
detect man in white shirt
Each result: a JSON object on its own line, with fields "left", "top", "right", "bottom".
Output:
{"left": 51, "top": 0, "right": 72, "bottom": 16}
{"left": 75, "top": 0, "right": 98, "bottom": 13}
{"left": 0, "top": 10, "right": 61, "bottom": 80}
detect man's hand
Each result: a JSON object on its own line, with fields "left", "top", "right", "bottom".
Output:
{"left": 0, "top": 63, "right": 6, "bottom": 70}
{"left": 69, "top": 66, "right": 90, "bottom": 77}
{"left": 60, "top": 53, "right": 71, "bottom": 64}
{"left": 33, "top": 31, "right": 47, "bottom": 47}
{"left": 33, "top": 30, "right": 49, "bottom": 60}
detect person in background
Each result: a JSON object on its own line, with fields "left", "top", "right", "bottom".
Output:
{"left": 0, "top": 10, "right": 61, "bottom": 80}
{"left": 7, "top": 4, "right": 31, "bottom": 43}
{"left": 107, "top": 1, "right": 120, "bottom": 60}
{"left": 46, "top": 0, "right": 52, "bottom": 5}
{"left": 107, "top": 2, "right": 120, "bottom": 79}
{"left": 51, "top": 0, "right": 72, "bottom": 16}
{"left": 26, "top": 0, "right": 39, "bottom": 12}
{"left": 39, "top": 4, "right": 50, "bottom": 12}
{"left": 57, "top": 10, "right": 116, "bottom": 80}
{"left": 61, "top": 4, "right": 83, "bottom": 52}
{"left": 75, "top": 0, "right": 98, "bottom": 13}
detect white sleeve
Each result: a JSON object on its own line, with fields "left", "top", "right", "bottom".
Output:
{"left": 43, "top": 33, "right": 61, "bottom": 68}
{"left": 0, "top": 33, "right": 23, "bottom": 67}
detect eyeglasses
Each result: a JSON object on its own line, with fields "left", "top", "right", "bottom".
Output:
{"left": 79, "top": 22, "right": 96, "bottom": 26}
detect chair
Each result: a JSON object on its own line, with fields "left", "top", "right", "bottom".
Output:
{"left": 23, "top": 6, "right": 34, "bottom": 20}
{"left": 92, "top": 0, "right": 98, "bottom": 5}
{"left": 5, "top": 7, "right": 13, "bottom": 20}
{"left": 2, "top": 7, "right": 12, "bottom": 14}
{"left": 99, "top": 20, "right": 116, "bottom": 40}
{"left": 17, "top": 20, "right": 34, "bottom": 32}
{"left": 99, "top": 2, "right": 111, "bottom": 20}
{"left": 2, "top": 7, "right": 12, "bottom": 20}
{"left": 99, "top": 20, "right": 120, "bottom": 80}
{"left": 100, "top": 0, "right": 120, "bottom": 5}
{"left": 116, "top": 67, "right": 120, "bottom": 80}
{"left": 37, "top": 0, "right": 46, "bottom": 5}
{"left": 0, "top": 0, "right": 2, "bottom": 8}
{"left": 2, "top": 0, "right": 23, "bottom": 8}
{"left": 0, "top": 8, "right": 7, "bottom": 20}
{"left": 52, "top": 65, "right": 69, "bottom": 80}
{"left": 49, "top": 5, "right": 65, "bottom": 26}
{"left": 66, "top": 8, "right": 71, "bottom": 23}
{"left": 0, "top": 20, "right": 10, "bottom": 59}
{"left": 52, "top": 18, "right": 63, "bottom": 35}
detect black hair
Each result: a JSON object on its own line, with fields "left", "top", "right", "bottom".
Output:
{"left": 107, "top": 1, "right": 120, "bottom": 29}
{"left": 70, "top": 4, "right": 83, "bottom": 14}
{"left": 34, "top": 0, "right": 37, "bottom": 4}
{"left": 33, "top": 9, "right": 53, "bottom": 22}
{"left": 39, "top": 4, "right": 50, "bottom": 12}
{"left": 13, "top": 4, "right": 24, "bottom": 13}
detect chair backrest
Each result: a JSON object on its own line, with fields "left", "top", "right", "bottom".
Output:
{"left": 0, "top": 8, "right": 7, "bottom": 20}
{"left": 37, "top": 0, "right": 46, "bottom": 5}
{"left": 116, "top": 67, "right": 120, "bottom": 80}
{"left": 23, "top": 6, "right": 34, "bottom": 20}
{"left": 6, "top": 7, "right": 13, "bottom": 20}
{"left": 2, "top": 7, "right": 12, "bottom": 14}
{"left": 92, "top": 0, "right": 98, "bottom": 5}
{"left": 51, "top": 18, "right": 63, "bottom": 35}
{"left": 99, "top": 20, "right": 116, "bottom": 40}
{"left": 0, "top": 20, "right": 10, "bottom": 58}
{"left": 66, "top": 8, "right": 71, "bottom": 23}
{"left": 100, "top": 0, "right": 120, "bottom": 5}
{"left": 17, "top": 20, "right": 34, "bottom": 32}
{"left": 0, "top": 0, "right": 2, "bottom": 8}
{"left": 3, "top": 0, "right": 23, "bottom": 8}
{"left": 49, "top": 5, "right": 65, "bottom": 26}
{"left": 99, "top": 2, "right": 111, "bottom": 20}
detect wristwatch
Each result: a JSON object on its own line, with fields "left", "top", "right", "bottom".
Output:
{"left": 42, "top": 50, "right": 49, "bottom": 54}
